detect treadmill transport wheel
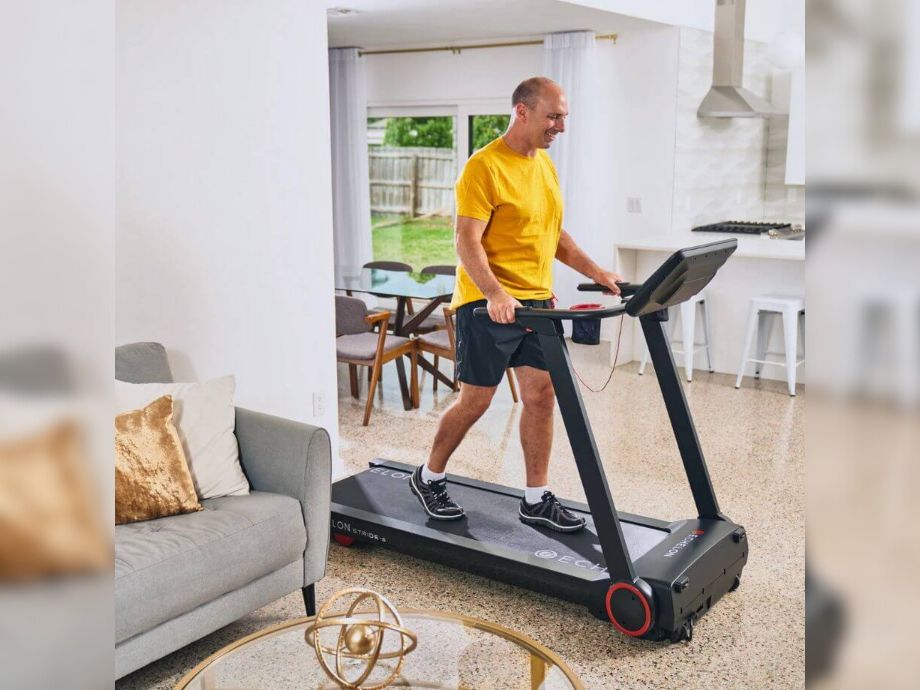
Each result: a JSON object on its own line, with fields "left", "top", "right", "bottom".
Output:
{"left": 333, "top": 533, "right": 355, "bottom": 547}
{"left": 605, "top": 580, "right": 655, "bottom": 638}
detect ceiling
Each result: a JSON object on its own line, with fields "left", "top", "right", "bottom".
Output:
{"left": 326, "top": 0, "right": 662, "bottom": 50}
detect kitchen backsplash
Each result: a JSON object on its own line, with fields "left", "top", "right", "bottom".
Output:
{"left": 671, "top": 28, "right": 805, "bottom": 232}
{"left": 765, "top": 117, "right": 806, "bottom": 221}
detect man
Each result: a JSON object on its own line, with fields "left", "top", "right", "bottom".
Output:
{"left": 410, "top": 76, "right": 623, "bottom": 532}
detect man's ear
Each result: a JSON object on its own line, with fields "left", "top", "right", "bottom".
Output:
{"left": 514, "top": 102, "right": 528, "bottom": 122}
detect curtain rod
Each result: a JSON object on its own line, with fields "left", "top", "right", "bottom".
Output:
{"left": 358, "top": 33, "right": 617, "bottom": 57}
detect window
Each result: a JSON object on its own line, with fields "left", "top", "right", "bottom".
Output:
{"left": 468, "top": 114, "right": 510, "bottom": 156}
{"left": 367, "top": 115, "right": 457, "bottom": 268}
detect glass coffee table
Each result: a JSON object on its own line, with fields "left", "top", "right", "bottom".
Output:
{"left": 176, "top": 609, "right": 583, "bottom": 689}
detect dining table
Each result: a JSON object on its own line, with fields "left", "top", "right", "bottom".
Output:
{"left": 335, "top": 265, "right": 457, "bottom": 410}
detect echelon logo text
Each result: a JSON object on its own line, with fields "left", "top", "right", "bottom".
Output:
{"left": 663, "top": 530, "right": 704, "bottom": 558}
{"left": 534, "top": 549, "right": 607, "bottom": 573}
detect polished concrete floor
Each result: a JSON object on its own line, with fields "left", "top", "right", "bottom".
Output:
{"left": 118, "top": 343, "right": 804, "bottom": 689}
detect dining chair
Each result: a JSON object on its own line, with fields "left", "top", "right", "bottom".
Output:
{"left": 335, "top": 296, "right": 418, "bottom": 425}
{"left": 415, "top": 306, "right": 518, "bottom": 401}
{"left": 410, "top": 264, "right": 457, "bottom": 333}
{"left": 359, "top": 260, "right": 413, "bottom": 331}
{"left": 420, "top": 264, "right": 457, "bottom": 276}
{"left": 345, "top": 260, "right": 413, "bottom": 299}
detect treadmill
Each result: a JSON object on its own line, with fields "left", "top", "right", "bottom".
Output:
{"left": 331, "top": 238, "right": 747, "bottom": 642}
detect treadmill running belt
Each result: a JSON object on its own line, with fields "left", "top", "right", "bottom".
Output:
{"left": 332, "top": 461, "right": 670, "bottom": 579}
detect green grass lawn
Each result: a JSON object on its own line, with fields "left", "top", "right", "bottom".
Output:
{"left": 372, "top": 215, "right": 456, "bottom": 270}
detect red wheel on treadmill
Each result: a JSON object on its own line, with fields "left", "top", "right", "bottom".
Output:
{"left": 605, "top": 581, "right": 653, "bottom": 637}
{"left": 333, "top": 533, "right": 355, "bottom": 546}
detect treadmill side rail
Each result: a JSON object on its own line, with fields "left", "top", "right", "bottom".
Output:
{"left": 534, "top": 324, "right": 638, "bottom": 584}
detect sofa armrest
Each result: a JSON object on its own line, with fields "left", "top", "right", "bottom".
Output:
{"left": 234, "top": 407, "right": 331, "bottom": 587}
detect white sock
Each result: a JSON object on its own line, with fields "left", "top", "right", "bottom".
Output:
{"left": 525, "top": 485, "right": 549, "bottom": 505}
{"left": 421, "top": 464, "right": 446, "bottom": 484}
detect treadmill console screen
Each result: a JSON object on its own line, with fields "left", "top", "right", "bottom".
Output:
{"left": 625, "top": 239, "right": 737, "bottom": 317}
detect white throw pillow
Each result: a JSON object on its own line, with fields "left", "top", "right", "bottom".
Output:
{"left": 115, "top": 376, "right": 249, "bottom": 499}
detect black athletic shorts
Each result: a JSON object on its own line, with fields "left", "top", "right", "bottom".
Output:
{"left": 454, "top": 299, "right": 552, "bottom": 387}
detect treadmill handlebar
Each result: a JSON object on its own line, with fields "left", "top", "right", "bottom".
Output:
{"left": 577, "top": 281, "right": 640, "bottom": 297}
{"left": 472, "top": 304, "right": 627, "bottom": 322}
{"left": 472, "top": 238, "right": 737, "bottom": 324}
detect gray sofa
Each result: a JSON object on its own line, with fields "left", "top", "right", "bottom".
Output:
{"left": 115, "top": 342, "right": 331, "bottom": 679}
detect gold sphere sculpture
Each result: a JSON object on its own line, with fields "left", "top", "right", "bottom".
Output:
{"left": 343, "top": 624, "right": 375, "bottom": 655}
{"left": 304, "top": 588, "right": 417, "bottom": 689}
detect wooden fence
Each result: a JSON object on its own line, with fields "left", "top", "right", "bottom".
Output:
{"left": 369, "top": 146, "right": 455, "bottom": 217}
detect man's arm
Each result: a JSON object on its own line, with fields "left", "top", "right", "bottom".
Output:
{"left": 556, "top": 230, "right": 623, "bottom": 295}
{"left": 455, "top": 215, "right": 522, "bottom": 324}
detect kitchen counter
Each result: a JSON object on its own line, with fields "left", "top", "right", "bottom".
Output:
{"left": 615, "top": 230, "right": 805, "bottom": 261}
{"left": 612, "top": 232, "right": 806, "bottom": 383}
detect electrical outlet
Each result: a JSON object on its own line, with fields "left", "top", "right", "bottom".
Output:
{"left": 627, "top": 196, "right": 642, "bottom": 214}
{"left": 312, "top": 391, "right": 325, "bottom": 417}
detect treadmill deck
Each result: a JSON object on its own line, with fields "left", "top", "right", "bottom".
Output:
{"left": 331, "top": 460, "right": 671, "bottom": 581}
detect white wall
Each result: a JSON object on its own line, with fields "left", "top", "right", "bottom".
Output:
{"left": 117, "top": 0, "right": 343, "bottom": 475}
{"left": 365, "top": 44, "right": 541, "bottom": 107}
{"left": 604, "top": 26, "right": 681, "bottom": 246}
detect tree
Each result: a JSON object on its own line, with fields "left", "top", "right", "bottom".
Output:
{"left": 383, "top": 117, "right": 454, "bottom": 148}
{"left": 471, "top": 114, "right": 510, "bottom": 152}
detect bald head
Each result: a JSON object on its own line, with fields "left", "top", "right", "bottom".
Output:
{"left": 505, "top": 76, "right": 568, "bottom": 153}
{"left": 511, "top": 77, "right": 560, "bottom": 109}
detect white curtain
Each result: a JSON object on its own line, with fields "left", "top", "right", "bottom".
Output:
{"left": 328, "top": 48, "right": 372, "bottom": 272}
{"left": 543, "top": 32, "right": 612, "bottom": 331}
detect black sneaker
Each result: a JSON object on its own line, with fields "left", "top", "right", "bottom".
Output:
{"left": 519, "top": 491, "right": 586, "bottom": 532}
{"left": 410, "top": 465, "right": 465, "bottom": 521}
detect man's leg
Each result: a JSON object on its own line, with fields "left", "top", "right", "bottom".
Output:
{"left": 410, "top": 381, "right": 497, "bottom": 521}
{"left": 411, "top": 298, "right": 509, "bottom": 520}
{"left": 427, "top": 382, "right": 497, "bottom": 473}
{"left": 513, "top": 366, "right": 555, "bottom": 487}
{"left": 515, "top": 365, "right": 586, "bottom": 532}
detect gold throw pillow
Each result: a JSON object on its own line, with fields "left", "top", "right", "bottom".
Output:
{"left": 0, "top": 419, "right": 111, "bottom": 581}
{"left": 115, "top": 395, "right": 202, "bottom": 524}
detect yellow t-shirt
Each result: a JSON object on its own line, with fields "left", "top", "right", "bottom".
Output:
{"left": 451, "top": 137, "right": 564, "bottom": 309}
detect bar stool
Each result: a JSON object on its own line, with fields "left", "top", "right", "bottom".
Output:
{"left": 638, "top": 292, "right": 712, "bottom": 382}
{"left": 735, "top": 295, "right": 805, "bottom": 396}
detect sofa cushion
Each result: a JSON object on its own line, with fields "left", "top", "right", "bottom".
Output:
{"left": 114, "top": 492, "right": 305, "bottom": 643}
{"left": 115, "top": 395, "right": 202, "bottom": 525}
{"left": 116, "top": 342, "right": 174, "bottom": 384}
{"left": 116, "top": 377, "right": 250, "bottom": 500}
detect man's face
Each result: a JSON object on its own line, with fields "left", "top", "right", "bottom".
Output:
{"left": 520, "top": 87, "right": 568, "bottom": 149}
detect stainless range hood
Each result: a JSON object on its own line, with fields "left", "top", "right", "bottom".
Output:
{"left": 698, "top": 0, "right": 781, "bottom": 118}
